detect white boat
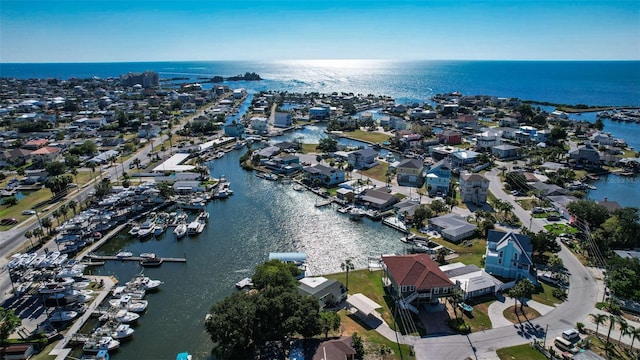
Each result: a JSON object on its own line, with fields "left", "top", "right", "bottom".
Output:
{"left": 111, "top": 286, "right": 146, "bottom": 300}
{"left": 115, "top": 251, "right": 133, "bottom": 258}
{"left": 52, "top": 253, "right": 68, "bottom": 266}
{"left": 126, "top": 275, "right": 163, "bottom": 291}
{"left": 187, "top": 221, "right": 205, "bottom": 235}
{"left": 108, "top": 295, "right": 148, "bottom": 313}
{"left": 293, "top": 184, "right": 304, "bottom": 191}
{"left": 173, "top": 223, "right": 187, "bottom": 239}
{"left": 48, "top": 310, "right": 78, "bottom": 323}
{"left": 349, "top": 207, "right": 366, "bottom": 221}
{"left": 113, "top": 309, "right": 140, "bottom": 324}
{"left": 137, "top": 221, "right": 155, "bottom": 239}
{"left": 235, "top": 277, "right": 253, "bottom": 289}
{"left": 197, "top": 211, "right": 209, "bottom": 223}
{"left": 39, "top": 283, "right": 68, "bottom": 294}
{"left": 128, "top": 224, "right": 140, "bottom": 236}
{"left": 83, "top": 336, "right": 120, "bottom": 353}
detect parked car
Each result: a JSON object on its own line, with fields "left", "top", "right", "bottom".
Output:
{"left": 546, "top": 215, "right": 561, "bottom": 221}
{"left": 0, "top": 218, "right": 18, "bottom": 225}
{"left": 562, "top": 328, "right": 580, "bottom": 342}
{"left": 21, "top": 210, "right": 36, "bottom": 215}
{"left": 532, "top": 207, "right": 545, "bottom": 214}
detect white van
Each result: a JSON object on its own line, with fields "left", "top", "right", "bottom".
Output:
{"left": 555, "top": 337, "right": 578, "bottom": 353}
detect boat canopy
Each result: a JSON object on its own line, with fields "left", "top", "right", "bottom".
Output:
{"left": 268, "top": 252, "right": 307, "bottom": 263}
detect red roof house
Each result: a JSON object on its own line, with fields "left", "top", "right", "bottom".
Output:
{"left": 382, "top": 254, "right": 456, "bottom": 304}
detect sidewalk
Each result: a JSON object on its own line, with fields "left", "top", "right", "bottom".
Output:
{"left": 487, "top": 295, "right": 555, "bottom": 328}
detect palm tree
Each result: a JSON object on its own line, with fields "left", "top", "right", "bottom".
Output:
{"left": 68, "top": 200, "right": 78, "bottom": 216}
{"left": 40, "top": 217, "right": 52, "bottom": 235}
{"left": 618, "top": 317, "right": 628, "bottom": 344}
{"left": 590, "top": 313, "right": 608, "bottom": 338}
{"left": 51, "top": 209, "right": 61, "bottom": 227}
{"left": 449, "top": 288, "right": 464, "bottom": 320}
{"left": 133, "top": 158, "right": 142, "bottom": 183}
{"left": 606, "top": 315, "right": 618, "bottom": 344}
{"left": 59, "top": 204, "right": 68, "bottom": 220}
{"left": 629, "top": 325, "right": 640, "bottom": 349}
{"left": 340, "top": 259, "right": 355, "bottom": 292}
{"left": 24, "top": 230, "right": 33, "bottom": 248}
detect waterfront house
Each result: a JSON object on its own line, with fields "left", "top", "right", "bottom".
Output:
{"left": 347, "top": 148, "right": 378, "bottom": 169}
{"left": 382, "top": 254, "right": 456, "bottom": 308}
{"left": 484, "top": 230, "right": 537, "bottom": 284}
{"left": 437, "top": 130, "right": 462, "bottom": 145}
{"left": 396, "top": 158, "right": 425, "bottom": 187}
{"left": 312, "top": 337, "right": 357, "bottom": 360}
{"left": 498, "top": 117, "right": 520, "bottom": 128}
{"left": 425, "top": 160, "right": 451, "bottom": 196}
{"left": 530, "top": 182, "right": 567, "bottom": 197}
{"left": 548, "top": 195, "right": 581, "bottom": 220}
{"left": 264, "top": 155, "right": 302, "bottom": 174}
{"left": 309, "top": 105, "right": 331, "bottom": 120}
{"left": 440, "top": 262, "right": 504, "bottom": 300}
{"left": 358, "top": 188, "right": 398, "bottom": 211}
{"left": 303, "top": 164, "right": 345, "bottom": 186}
{"left": 298, "top": 276, "right": 347, "bottom": 310}
{"left": 429, "top": 213, "right": 477, "bottom": 243}
{"left": 273, "top": 112, "right": 292, "bottom": 128}
{"left": 255, "top": 146, "right": 281, "bottom": 159}
{"left": 459, "top": 173, "right": 489, "bottom": 205}
{"left": 492, "top": 144, "right": 520, "bottom": 159}
{"left": 173, "top": 181, "right": 206, "bottom": 194}
{"left": 224, "top": 121, "right": 245, "bottom": 138}
{"left": 569, "top": 143, "right": 601, "bottom": 165}
{"left": 394, "top": 198, "right": 421, "bottom": 223}
{"left": 430, "top": 146, "right": 458, "bottom": 162}
{"left": 250, "top": 116, "right": 269, "bottom": 133}
{"left": 598, "top": 198, "right": 622, "bottom": 213}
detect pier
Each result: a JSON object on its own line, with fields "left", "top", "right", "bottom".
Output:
{"left": 86, "top": 254, "right": 187, "bottom": 263}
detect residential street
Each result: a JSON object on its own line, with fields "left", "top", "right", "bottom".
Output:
{"left": 412, "top": 166, "right": 601, "bottom": 359}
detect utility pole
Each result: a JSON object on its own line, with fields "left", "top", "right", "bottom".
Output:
{"left": 543, "top": 323, "right": 549, "bottom": 348}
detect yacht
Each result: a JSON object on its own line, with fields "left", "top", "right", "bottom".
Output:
{"left": 126, "top": 274, "right": 163, "bottom": 291}
{"left": 140, "top": 256, "right": 163, "bottom": 267}
{"left": 137, "top": 221, "right": 155, "bottom": 239}
{"left": 48, "top": 310, "right": 79, "bottom": 323}
{"left": 173, "top": 223, "right": 187, "bottom": 239}
{"left": 113, "top": 309, "right": 140, "bottom": 324}
{"left": 115, "top": 251, "right": 133, "bottom": 259}
{"left": 109, "top": 295, "right": 148, "bottom": 313}
{"left": 83, "top": 336, "right": 120, "bottom": 354}
{"left": 349, "top": 207, "right": 366, "bottom": 221}
{"left": 128, "top": 224, "right": 140, "bottom": 236}
{"left": 95, "top": 323, "right": 135, "bottom": 340}
{"left": 153, "top": 224, "right": 166, "bottom": 237}
{"left": 187, "top": 221, "right": 205, "bottom": 235}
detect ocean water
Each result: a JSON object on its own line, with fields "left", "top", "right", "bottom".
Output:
{"left": 1, "top": 60, "right": 639, "bottom": 106}
{"left": 2, "top": 60, "right": 640, "bottom": 358}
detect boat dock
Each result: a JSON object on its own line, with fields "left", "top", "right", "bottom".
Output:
{"left": 86, "top": 254, "right": 187, "bottom": 263}
{"left": 314, "top": 199, "right": 333, "bottom": 208}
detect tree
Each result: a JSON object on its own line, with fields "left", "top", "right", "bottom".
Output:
{"left": 319, "top": 311, "right": 341, "bottom": 339}
{"left": 430, "top": 199, "right": 447, "bottom": 216}
{"left": 59, "top": 204, "right": 68, "bottom": 220}
{"left": 24, "top": 230, "right": 34, "bottom": 248}
{"left": 413, "top": 205, "right": 432, "bottom": 228}
{"left": 567, "top": 199, "right": 611, "bottom": 229}
{"left": 590, "top": 313, "right": 608, "bottom": 338}
{"left": 2, "top": 196, "right": 17, "bottom": 206}
{"left": 547, "top": 254, "right": 564, "bottom": 276}
{"left": 341, "top": 259, "right": 355, "bottom": 292}
{"left": 509, "top": 279, "right": 535, "bottom": 313}
{"left": 316, "top": 137, "right": 338, "bottom": 153}
{"left": 352, "top": 333, "right": 365, "bottom": 359}
{"left": 51, "top": 209, "right": 62, "bottom": 227}
{"left": 252, "top": 259, "right": 300, "bottom": 290}
{"left": 45, "top": 161, "right": 66, "bottom": 176}
{"left": 0, "top": 307, "right": 21, "bottom": 346}
{"left": 606, "top": 315, "right": 618, "bottom": 344}
{"left": 629, "top": 325, "right": 640, "bottom": 349}
{"left": 436, "top": 247, "right": 448, "bottom": 265}
{"left": 40, "top": 217, "right": 52, "bottom": 235}
{"left": 505, "top": 172, "right": 528, "bottom": 192}
{"left": 550, "top": 126, "right": 568, "bottom": 143}
{"left": 44, "top": 174, "right": 72, "bottom": 195}
{"left": 206, "top": 291, "right": 256, "bottom": 358}
{"left": 617, "top": 317, "right": 628, "bottom": 344}
{"left": 594, "top": 118, "right": 605, "bottom": 131}
{"left": 68, "top": 200, "right": 78, "bottom": 215}
{"left": 94, "top": 179, "right": 113, "bottom": 199}
{"left": 449, "top": 288, "right": 464, "bottom": 320}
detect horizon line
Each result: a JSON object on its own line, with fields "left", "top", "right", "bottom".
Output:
{"left": 1, "top": 58, "right": 639, "bottom": 65}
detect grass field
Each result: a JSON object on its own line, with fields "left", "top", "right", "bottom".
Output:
{"left": 344, "top": 130, "right": 391, "bottom": 144}
{"left": 502, "top": 305, "right": 542, "bottom": 323}
{"left": 300, "top": 143, "right": 318, "bottom": 154}
{"left": 544, "top": 223, "right": 579, "bottom": 235}
{"left": 496, "top": 344, "right": 546, "bottom": 360}
{"left": 531, "top": 282, "right": 564, "bottom": 306}
{"left": 462, "top": 297, "right": 495, "bottom": 331}
{"left": 359, "top": 162, "right": 390, "bottom": 183}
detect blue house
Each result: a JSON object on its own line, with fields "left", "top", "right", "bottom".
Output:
{"left": 224, "top": 122, "right": 245, "bottom": 138}
{"left": 425, "top": 160, "right": 451, "bottom": 196}
{"left": 484, "top": 230, "right": 537, "bottom": 284}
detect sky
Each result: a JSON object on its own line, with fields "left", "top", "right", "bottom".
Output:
{"left": 1, "top": 0, "right": 639, "bottom": 63}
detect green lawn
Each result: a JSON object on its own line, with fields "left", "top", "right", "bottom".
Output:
{"left": 300, "top": 143, "right": 318, "bottom": 154}
{"left": 325, "top": 270, "right": 393, "bottom": 325}
{"left": 496, "top": 344, "right": 547, "bottom": 360}
{"left": 543, "top": 223, "right": 579, "bottom": 235}
{"left": 358, "top": 162, "right": 390, "bottom": 183}
{"left": 0, "top": 188, "right": 52, "bottom": 230}
{"left": 533, "top": 211, "right": 560, "bottom": 218}
{"left": 531, "top": 282, "right": 564, "bottom": 306}
{"left": 462, "top": 297, "right": 495, "bottom": 332}
{"left": 344, "top": 130, "right": 391, "bottom": 144}
{"left": 517, "top": 199, "right": 534, "bottom": 210}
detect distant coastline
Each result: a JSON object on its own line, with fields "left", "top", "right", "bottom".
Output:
{"left": 199, "top": 72, "right": 262, "bottom": 83}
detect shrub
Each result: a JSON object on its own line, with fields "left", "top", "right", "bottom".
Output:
{"left": 576, "top": 322, "right": 585, "bottom": 332}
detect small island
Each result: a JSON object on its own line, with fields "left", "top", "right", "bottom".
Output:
{"left": 210, "top": 72, "right": 262, "bottom": 83}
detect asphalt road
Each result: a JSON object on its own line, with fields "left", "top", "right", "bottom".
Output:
{"left": 413, "top": 166, "right": 600, "bottom": 359}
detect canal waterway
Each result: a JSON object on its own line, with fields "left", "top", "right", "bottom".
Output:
{"left": 89, "top": 147, "right": 405, "bottom": 359}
